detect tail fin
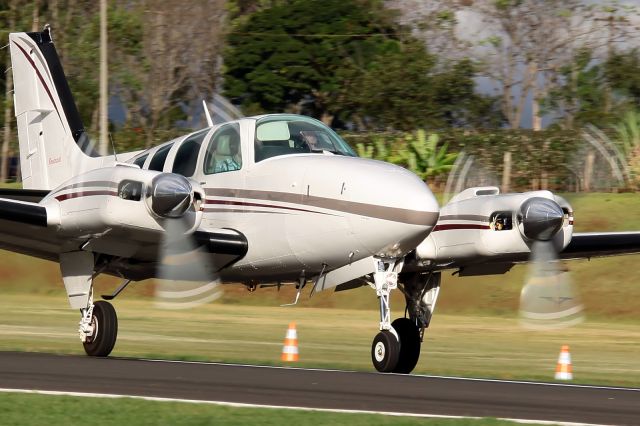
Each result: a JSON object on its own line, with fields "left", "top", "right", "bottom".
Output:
{"left": 9, "top": 27, "right": 107, "bottom": 190}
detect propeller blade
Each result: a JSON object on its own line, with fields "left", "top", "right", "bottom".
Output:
{"left": 155, "top": 218, "right": 222, "bottom": 310}
{"left": 519, "top": 241, "right": 584, "bottom": 330}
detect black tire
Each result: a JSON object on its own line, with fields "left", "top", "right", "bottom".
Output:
{"left": 391, "top": 318, "right": 421, "bottom": 374}
{"left": 83, "top": 300, "right": 118, "bottom": 357}
{"left": 371, "top": 330, "right": 400, "bottom": 373}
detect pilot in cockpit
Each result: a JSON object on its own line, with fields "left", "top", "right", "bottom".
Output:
{"left": 301, "top": 131, "right": 319, "bottom": 150}
{"left": 301, "top": 130, "right": 333, "bottom": 152}
{"left": 212, "top": 134, "right": 242, "bottom": 173}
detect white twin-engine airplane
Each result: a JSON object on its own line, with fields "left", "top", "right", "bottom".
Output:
{"left": 3, "top": 28, "right": 640, "bottom": 374}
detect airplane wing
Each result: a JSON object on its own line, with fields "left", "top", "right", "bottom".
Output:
{"left": 560, "top": 232, "right": 640, "bottom": 259}
{"left": 0, "top": 189, "right": 248, "bottom": 277}
{"left": 0, "top": 191, "right": 61, "bottom": 261}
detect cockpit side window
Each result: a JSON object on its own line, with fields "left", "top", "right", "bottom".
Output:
{"left": 491, "top": 211, "right": 513, "bottom": 231}
{"left": 148, "top": 143, "right": 173, "bottom": 171}
{"left": 133, "top": 154, "right": 148, "bottom": 169}
{"left": 203, "top": 123, "right": 242, "bottom": 175}
{"left": 254, "top": 115, "right": 356, "bottom": 162}
{"left": 172, "top": 129, "right": 209, "bottom": 177}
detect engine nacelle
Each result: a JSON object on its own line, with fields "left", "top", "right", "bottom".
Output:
{"left": 41, "top": 164, "right": 204, "bottom": 251}
{"left": 415, "top": 187, "right": 573, "bottom": 266}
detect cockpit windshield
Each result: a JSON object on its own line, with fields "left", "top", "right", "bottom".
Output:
{"left": 254, "top": 115, "right": 356, "bottom": 162}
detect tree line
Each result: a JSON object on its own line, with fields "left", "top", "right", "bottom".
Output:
{"left": 1, "top": 0, "right": 639, "bottom": 187}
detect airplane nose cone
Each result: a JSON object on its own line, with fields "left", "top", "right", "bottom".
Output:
{"left": 520, "top": 197, "right": 564, "bottom": 241}
{"left": 347, "top": 160, "right": 439, "bottom": 257}
{"left": 150, "top": 173, "right": 193, "bottom": 218}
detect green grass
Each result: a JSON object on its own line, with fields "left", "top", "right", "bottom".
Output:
{"left": 563, "top": 192, "right": 640, "bottom": 232}
{"left": 0, "top": 392, "right": 559, "bottom": 426}
{"left": 1, "top": 293, "right": 639, "bottom": 387}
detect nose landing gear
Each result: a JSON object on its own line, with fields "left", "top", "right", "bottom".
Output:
{"left": 369, "top": 258, "right": 441, "bottom": 374}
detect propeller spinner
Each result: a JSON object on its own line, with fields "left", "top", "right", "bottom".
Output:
{"left": 519, "top": 197, "right": 564, "bottom": 241}
{"left": 149, "top": 174, "right": 194, "bottom": 218}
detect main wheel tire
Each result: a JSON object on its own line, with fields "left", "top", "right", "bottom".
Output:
{"left": 391, "top": 317, "right": 421, "bottom": 374}
{"left": 371, "top": 330, "right": 400, "bottom": 373}
{"left": 83, "top": 300, "right": 118, "bottom": 357}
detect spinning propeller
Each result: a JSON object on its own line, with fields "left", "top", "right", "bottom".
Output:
{"left": 150, "top": 174, "right": 223, "bottom": 310}
{"left": 517, "top": 197, "right": 584, "bottom": 329}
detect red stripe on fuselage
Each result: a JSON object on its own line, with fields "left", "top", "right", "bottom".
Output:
{"left": 55, "top": 190, "right": 118, "bottom": 201}
{"left": 433, "top": 224, "right": 490, "bottom": 231}
{"left": 205, "top": 199, "right": 328, "bottom": 215}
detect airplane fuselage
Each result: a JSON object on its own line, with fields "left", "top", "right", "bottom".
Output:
{"left": 37, "top": 115, "right": 439, "bottom": 284}
{"left": 131, "top": 115, "right": 440, "bottom": 282}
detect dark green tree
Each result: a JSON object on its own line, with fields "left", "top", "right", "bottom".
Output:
{"left": 606, "top": 49, "right": 640, "bottom": 109}
{"left": 342, "top": 43, "right": 502, "bottom": 130}
{"left": 223, "top": 0, "right": 403, "bottom": 125}
{"left": 224, "top": 0, "right": 501, "bottom": 129}
{"left": 544, "top": 49, "right": 611, "bottom": 128}
{"left": 545, "top": 48, "right": 640, "bottom": 129}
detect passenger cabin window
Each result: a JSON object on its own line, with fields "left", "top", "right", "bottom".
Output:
{"left": 254, "top": 115, "right": 356, "bottom": 162}
{"left": 148, "top": 143, "right": 173, "bottom": 171}
{"left": 203, "top": 123, "right": 242, "bottom": 174}
{"left": 172, "top": 129, "right": 209, "bottom": 177}
{"left": 491, "top": 212, "right": 513, "bottom": 231}
{"left": 133, "top": 154, "right": 148, "bottom": 168}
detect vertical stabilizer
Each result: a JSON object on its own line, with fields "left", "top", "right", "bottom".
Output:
{"left": 9, "top": 27, "right": 107, "bottom": 190}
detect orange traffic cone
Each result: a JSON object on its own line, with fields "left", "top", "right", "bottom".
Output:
{"left": 281, "top": 322, "right": 299, "bottom": 362}
{"left": 555, "top": 345, "right": 573, "bottom": 380}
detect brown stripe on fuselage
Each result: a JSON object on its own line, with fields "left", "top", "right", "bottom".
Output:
{"left": 205, "top": 188, "right": 438, "bottom": 226}
{"left": 203, "top": 208, "right": 287, "bottom": 214}
{"left": 52, "top": 180, "right": 119, "bottom": 195}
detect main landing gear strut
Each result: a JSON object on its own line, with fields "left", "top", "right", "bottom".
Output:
{"left": 370, "top": 257, "right": 441, "bottom": 374}
{"left": 78, "top": 290, "right": 118, "bottom": 357}
{"left": 61, "top": 251, "right": 119, "bottom": 357}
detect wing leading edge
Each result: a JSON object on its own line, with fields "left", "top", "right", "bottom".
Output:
{"left": 560, "top": 232, "right": 640, "bottom": 259}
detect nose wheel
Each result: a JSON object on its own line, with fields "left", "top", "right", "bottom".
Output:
{"left": 371, "top": 330, "right": 400, "bottom": 372}
{"left": 370, "top": 319, "right": 422, "bottom": 373}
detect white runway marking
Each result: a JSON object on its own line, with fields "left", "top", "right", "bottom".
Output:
{"left": 0, "top": 388, "right": 610, "bottom": 426}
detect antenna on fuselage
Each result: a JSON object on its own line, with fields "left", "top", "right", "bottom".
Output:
{"left": 109, "top": 133, "right": 118, "bottom": 162}
{"left": 202, "top": 100, "right": 214, "bottom": 127}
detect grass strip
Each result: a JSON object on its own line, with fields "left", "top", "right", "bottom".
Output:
{"left": 0, "top": 391, "right": 555, "bottom": 426}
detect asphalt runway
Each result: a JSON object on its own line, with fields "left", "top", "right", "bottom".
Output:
{"left": 0, "top": 352, "right": 638, "bottom": 425}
